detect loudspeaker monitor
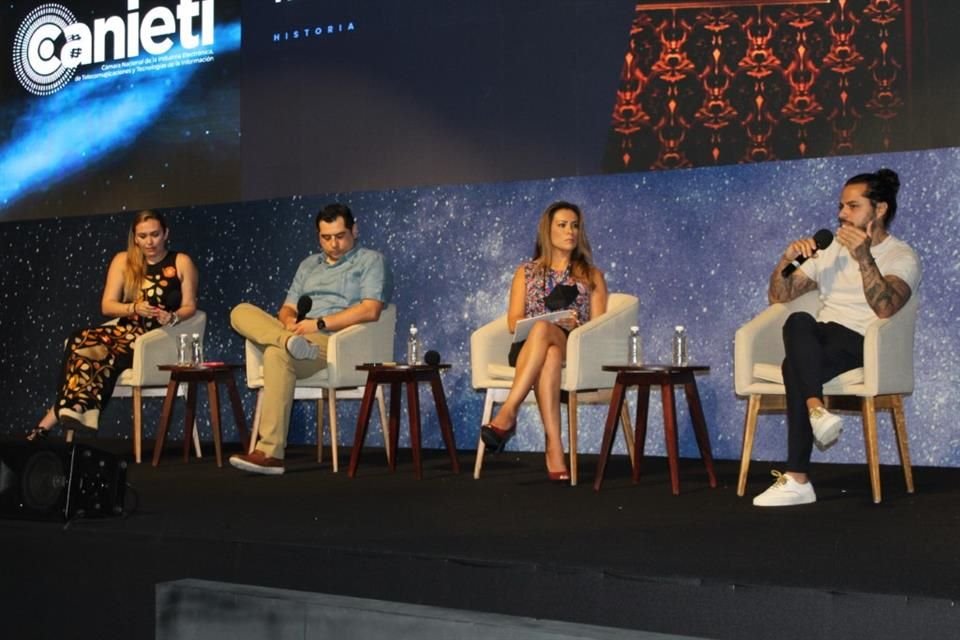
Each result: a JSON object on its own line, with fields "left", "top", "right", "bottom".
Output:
{"left": 0, "top": 441, "right": 127, "bottom": 521}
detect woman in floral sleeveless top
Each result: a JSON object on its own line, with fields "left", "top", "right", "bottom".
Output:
{"left": 481, "top": 201, "right": 608, "bottom": 481}
{"left": 28, "top": 211, "right": 199, "bottom": 439}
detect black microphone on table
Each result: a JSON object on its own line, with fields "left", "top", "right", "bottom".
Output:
{"left": 424, "top": 350, "right": 441, "bottom": 366}
{"left": 781, "top": 229, "right": 834, "bottom": 278}
{"left": 296, "top": 295, "right": 312, "bottom": 322}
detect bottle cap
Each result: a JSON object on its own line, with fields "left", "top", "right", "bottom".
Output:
{"left": 409, "top": 326, "right": 418, "bottom": 335}
{"left": 630, "top": 325, "right": 639, "bottom": 332}
{"left": 674, "top": 325, "right": 685, "bottom": 332}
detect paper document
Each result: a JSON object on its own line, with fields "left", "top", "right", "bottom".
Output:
{"left": 512, "top": 310, "right": 573, "bottom": 343}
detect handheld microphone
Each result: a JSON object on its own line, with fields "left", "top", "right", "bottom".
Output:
{"left": 781, "top": 229, "right": 833, "bottom": 278}
{"left": 424, "top": 350, "right": 441, "bottom": 366}
{"left": 296, "top": 295, "right": 313, "bottom": 322}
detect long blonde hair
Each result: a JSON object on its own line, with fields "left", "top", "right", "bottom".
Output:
{"left": 123, "top": 211, "right": 168, "bottom": 302}
{"left": 532, "top": 201, "right": 596, "bottom": 288}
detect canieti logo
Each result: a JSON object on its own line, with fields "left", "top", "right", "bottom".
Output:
{"left": 12, "top": 0, "right": 215, "bottom": 96}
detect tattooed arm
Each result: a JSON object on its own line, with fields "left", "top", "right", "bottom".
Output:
{"left": 838, "top": 222, "right": 912, "bottom": 318}
{"left": 854, "top": 255, "right": 912, "bottom": 318}
{"left": 768, "top": 238, "right": 819, "bottom": 304}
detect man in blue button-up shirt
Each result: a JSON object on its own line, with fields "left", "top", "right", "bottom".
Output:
{"left": 229, "top": 203, "right": 392, "bottom": 475}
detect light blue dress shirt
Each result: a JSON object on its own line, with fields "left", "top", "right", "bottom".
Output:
{"left": 284, "top": 246, "right": 392, "bottom": 318}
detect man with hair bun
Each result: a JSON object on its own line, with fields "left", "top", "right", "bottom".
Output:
{"left": 753, "top": 168, "right": 922, "bottom": 507}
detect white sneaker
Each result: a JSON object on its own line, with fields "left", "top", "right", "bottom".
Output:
{"left": 752, "top": 471, "right": 817, "bottom": 507}
{"left": 285, "top": 335, "right": 319, "bottom": 360}
{"left": 810, "top": 406, "right": 843, "bottom": 451}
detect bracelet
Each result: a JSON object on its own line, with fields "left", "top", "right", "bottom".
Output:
{"left": 129, "top": 302, "right": 135, "bottom": 316}
{"left": 169, "top": 312, "right": 180, "bottom": 327}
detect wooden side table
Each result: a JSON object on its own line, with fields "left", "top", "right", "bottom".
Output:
{"left": 348, "top": 364, "right": 459, "bottom": 479}
{"left": 152, "top": 364, "right": 250, "bottom": 467}
{"left": 593, "top": 364, "right": 717, "bottom": 494}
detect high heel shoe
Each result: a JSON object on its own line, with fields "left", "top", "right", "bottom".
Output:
{"left": 545, "top": 453, "right": 570, "bottom": 483}
{"left": 480, "top": 422, "right": 516, "bottom": 453}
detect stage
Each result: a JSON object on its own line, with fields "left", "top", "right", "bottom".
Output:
{"left": 2, "top": 439, "right": 958, "bottom": 639}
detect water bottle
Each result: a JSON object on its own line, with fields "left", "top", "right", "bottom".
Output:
{"left": 177, "top": 334, "right": 194, "bottom": 366}
{"left": 627, "top": 326, "right": 641, "bottom": 366}
{"left": 406, "top": 324, "right": 421, "bottom": 365}
{"left": 191, "top": 332, "right": 203, "bottom": 365}
{"left": 672, "top": 325, "right": 688, "bottom": 366}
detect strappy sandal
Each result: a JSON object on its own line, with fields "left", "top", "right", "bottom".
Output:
{"left": 26, "top": 426, "right": 51, "bottom": 442}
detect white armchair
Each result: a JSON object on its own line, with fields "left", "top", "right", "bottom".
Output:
{"left": 734, "top": 291, "right": 918, "bottom": 503}
{"left": 470, "top": 292, "right": 639, "bottom": 485}
{"left": 244, "top": 304, "right": 396, "bottom": 472}
{"left": 107, "top": 311, "right": 207, "bottom": 463}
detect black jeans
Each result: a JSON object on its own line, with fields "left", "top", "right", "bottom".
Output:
{"left": 781, "top": 313, "right": 864, "bottom": 473}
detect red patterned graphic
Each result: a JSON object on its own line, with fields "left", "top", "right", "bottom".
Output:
{"left": 606, "top": 0, "right": 907, "bottom": 172}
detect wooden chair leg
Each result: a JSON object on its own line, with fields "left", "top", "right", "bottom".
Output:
{"left": 567, "top": 393, "right": 579, "bottom": 487}
{"left": 862, "top": 396, "right": 882, "bottom": 504}
{"left": 473, "top": 389, "right": 495, "bottom": 480}
{"left": 186, "top": 382, "right": 202, "bottom": 460}
{"left": 329, "top": 390, "right": 340, "bottom": 473}
{"left": 192, "top": 419, "right": 202, "bottom": 458}
{"left": 890, "top": 394, "right": 914, "bottom": 494}
{"left": 736, "top": 394, "right": 762, "bottom": 497}
{"left": 376, "top": 385, "right": 390, "bottom": 463}
{"left": 248, "top": 389, "right": 263, "bottom": 454}
{"left": 316, "top": 395, "right": 325, "bottom": 464}
{"left": 132, "top": 387, "right": 143, "bottom": 464}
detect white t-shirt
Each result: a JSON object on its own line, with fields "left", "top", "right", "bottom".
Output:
{"left": 799, "top": 233, "right": 921, "bottom": 335}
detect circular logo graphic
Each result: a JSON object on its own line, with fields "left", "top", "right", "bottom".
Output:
{"left": 12, "top": 3, "right": 78, "bottom": 96}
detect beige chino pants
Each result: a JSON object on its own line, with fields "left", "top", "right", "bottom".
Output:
{"left": 230, "top": 303, "right": 328, "bottom": 459}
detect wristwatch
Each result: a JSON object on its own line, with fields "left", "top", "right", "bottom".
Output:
{"left": 316, "top": 317, "right": 326, "bottom": 330}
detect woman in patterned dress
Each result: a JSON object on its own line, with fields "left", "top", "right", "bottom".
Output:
{"left": 480, "top": 201, "right": 608, "bottom": 481}
{"left": 27, "top": 211, "right": 199, "bottom": 439}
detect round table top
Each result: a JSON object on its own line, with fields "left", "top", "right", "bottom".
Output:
{"left": 158, "top": 362, "right": 242, "bottom": 372}
{"left": 602, "top": 363, "right": 709, "bottom": 373}
{"left": 356, "top": 362, "right": 451, "bottom": 372}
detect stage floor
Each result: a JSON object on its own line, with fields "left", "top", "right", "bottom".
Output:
{"left": 2, "top": 439, "right": 958, "bottom": 639}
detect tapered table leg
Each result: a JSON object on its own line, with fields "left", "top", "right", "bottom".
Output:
{"left": 684, "top": 377, "right": 717, "bottom": 488}
{"left": 207, "top": 380, "right": 223, "bottom": 467}
{"left": 429, "top": 372, "right": 459, "bottom": 473}
{"left": 152, "top": 379, "right": 180, "bottom": 467}
{"left": 407, "top": 381, "right": 422, "bottom": 479}
{"left": 348, "top": 373, "right": 380, "bottom": 478}
{"left": 632, "top": 384, "right": 650, "bottom": 483}
{"left": 224, "top": 373, "right": 250, "bottom": 453}
{"left": 389, "top": 382, "right": 401, "bottom": 471}
{"left": 660, "top": 382, "right": 680, "bottom": 495}
{"left": 593, "top": 380, "right": 627, "bottom": 491}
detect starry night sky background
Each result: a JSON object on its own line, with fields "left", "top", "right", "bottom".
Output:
{"left": 1, "top": 145, "right": 957, "bottom": 468}
{"left": 2, "top": 1, "right": 959, "bottom": 471}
